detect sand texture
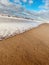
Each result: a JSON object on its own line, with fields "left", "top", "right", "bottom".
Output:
{"left": 0, "top": 23, "right": 49, "bottom": 65}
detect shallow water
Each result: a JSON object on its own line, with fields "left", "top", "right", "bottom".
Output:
{"left": 0, "top": 17, "right": 43, "bottom": 40}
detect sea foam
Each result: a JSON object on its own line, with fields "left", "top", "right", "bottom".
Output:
{"left": 0, "top": 17, "right": 42, "bottom": 40}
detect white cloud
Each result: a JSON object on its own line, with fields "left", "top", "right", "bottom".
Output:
{"left": 14, "top": 0, "right": 22, "bottom": 5}
{"left": 0, "top": 0, "right": 49, "bottom": 22}
{"left": 44, "top": 0, "right": 49, "bottom": 9}
{"left": 23, "top": 0, "right": 27, "bottom": 2}
{"left": 14, "top": 0, "right": 22, "bottom": 4}
{"left": 29, "top": 0, "right": 33, "bottom": 4}
{"left": 0, "top": 0, "right": 11, "bottom": 5}
{"left": 14, "top": 0, "right": 20, "bottom": 2}
{"left": 23, "top": 0, "right": 33, "bottom": 4}
{"left": 0, "top": 0, "right": 21, "bottom": 5}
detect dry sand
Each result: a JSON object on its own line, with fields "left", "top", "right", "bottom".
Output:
{"left": 0, "top": 23, "right": 49, "bottom": 65}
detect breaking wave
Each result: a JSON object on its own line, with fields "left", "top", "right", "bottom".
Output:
{"left": 0, "top": 17, "right": 43, "bottom": 40}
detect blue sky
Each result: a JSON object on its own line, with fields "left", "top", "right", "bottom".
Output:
{"left": 0, "top": 0, "right": 49, "bottom": 11}
{"left": 9, "top": 0, "right": 45, "bottom": 11}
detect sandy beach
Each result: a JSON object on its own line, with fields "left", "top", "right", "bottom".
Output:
{"left": 0, "top": 23, "right": 49, "bottom": 65}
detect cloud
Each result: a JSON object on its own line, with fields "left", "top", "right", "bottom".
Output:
{"left": 14, "top": 0, "right": 22, "bottom": 4}
{"left": 29, "top": 0, "right": 33, "bottom": 4}
{"left": 44, "top": 0, "right": 49, "bottom": 9}
{"left": 22, "top": 0, "right": 33, "bottom": 4}
{"left": 23, "top": 0, "right": 27, "bottom": 2}
{"left": 14, "top": 0, "right": 20, "bottom": 2}
{"left": 0, "top": 0, "right": 11, "bottom": 5}
{"left": 0, "top": 0, "right": 21, "bottom": 5}
{"left": 37, "top": 0, "right": 49, "bottom": 21}
{"left": 0, "top": 0, "right": 49, "bottom": 22}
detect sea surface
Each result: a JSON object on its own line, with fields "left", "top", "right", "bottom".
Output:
{"left": 0, "top": 17, "right": 43, "bottom": 40}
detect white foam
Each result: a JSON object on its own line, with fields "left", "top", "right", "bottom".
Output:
{"left": 0, "top": 17, "right": 42, "bottom": 40}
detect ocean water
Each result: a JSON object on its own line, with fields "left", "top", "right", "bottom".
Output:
{"left": 0, "top": 17, "right": 43, "bottom": 40}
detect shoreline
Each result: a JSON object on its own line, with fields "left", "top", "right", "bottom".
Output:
{"left": 0, "top": 23, "right": 42, "bottom": 41}
{"left": 0, "top": 16, "right": 43, "bottom": 40}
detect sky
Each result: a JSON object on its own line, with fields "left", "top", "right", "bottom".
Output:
{"left": 9, "top": 0, "right": 45, "bottom": 11}
{"left": 0, "top": 0, "right": 48, "bottom": 11}
{"left": 0, "top": 0, "right": 49, "bottom": 21}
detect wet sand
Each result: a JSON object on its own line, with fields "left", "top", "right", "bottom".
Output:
{"left": 0, "top": 23, "right": 49, "bottom": 65}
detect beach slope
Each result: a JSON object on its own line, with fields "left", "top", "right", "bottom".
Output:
{"left": 0, "top": 23, "right": 49, "bottom": 65}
